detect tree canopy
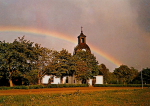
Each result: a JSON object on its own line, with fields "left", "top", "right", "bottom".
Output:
{"left": 0, "top": 36, "right": 149, "bottom": 86}
{"left": 113, "top": 65, "right": 139, "bottom": 84}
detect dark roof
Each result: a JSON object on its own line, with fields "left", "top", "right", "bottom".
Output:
{"left": 74, "top": 43, "right": 91, "bottom": 54}
{"left": 78, "top": 32, "right": 86, "bottom": 38}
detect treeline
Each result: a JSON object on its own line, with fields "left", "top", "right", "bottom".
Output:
{"left": 99, "top": 64, "right": 150, "bottom": 85}
{"left": 0, "top": 36, "right": 99, "bottom": 87}
{"left": 0, "top": 36, "right": 150, "bottom": 87}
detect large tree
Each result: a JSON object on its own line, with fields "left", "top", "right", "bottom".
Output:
{"left": 99, "top": 64, "right": 109, "bottom": 84}
{"left": 31, "top": 44, "right": 53, "bottom": 85}
{"left": 46, "top": 49, "right": 72, "bottom": 83}
{"left": 73, "top": 51, "right": 99, "bottom": 83}
{"left": 141, "top": 68, "right": 150, "bottom": 84}
{"left": 0, "top": 37, "right": 35, "bottom": 87}
{"left": 113, "top": 65, "right": 138, "bottom": 84}
{"left": 134, "top": 68, "right": 150, "bottom": 84}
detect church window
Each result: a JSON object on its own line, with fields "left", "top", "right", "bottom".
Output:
{"left": 81, "top": 38, "right": 84, "bottom": 43}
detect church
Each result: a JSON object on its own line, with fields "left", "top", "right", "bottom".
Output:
{"left": 42, "top": 29, "right": 103, "bottom": 86}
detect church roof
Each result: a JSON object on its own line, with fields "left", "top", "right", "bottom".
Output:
{"left": 74, "top": 43, "right": 91, "bottom": 53}
{"left": 78, "top": 31, "right": 86, "bottom": 38}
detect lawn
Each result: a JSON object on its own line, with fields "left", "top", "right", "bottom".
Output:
{"left": 0, "top": 88, "right": 150, "bottom": 106}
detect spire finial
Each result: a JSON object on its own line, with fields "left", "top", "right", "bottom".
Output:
{"left": 81, "top": 26, "right": 83, "bottom": 33}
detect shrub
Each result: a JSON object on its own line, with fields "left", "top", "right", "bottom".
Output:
{"left": 0, "top": 87, "right": 11, "bottom": 90}
{"left": 46, "top": 84, "right": 88, "bottom": 88}
{"left": 11, "top": 86, "right": 29, "bottom": 89}
{"left": 0, "top": 84, "right": 88, "bottom": 90}
{"left": 93, "top": 84, "right": 150, "bottom": 87}
{"left": 28, "top": 85, "right": 45, "bottom": 89}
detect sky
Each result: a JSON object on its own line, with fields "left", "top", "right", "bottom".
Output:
{"left": 0, "top": 0, "right": 150, "bottom": 71}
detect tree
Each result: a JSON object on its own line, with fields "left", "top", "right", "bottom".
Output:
{"left": 129, "top": 67, "right": 139, "bottom": 83}
{"left": 30, "top": 44, "right": 54, "bottom": 85}
{"left": 135, "top": 68, "right": 150, "bottom": 84}
{"left": 0, "top": 36, "right": 36, "bottom": 87}
{"left": 99, "top": 64, "right": 109, "bottom": 84}
{"left": 46, "top": 49, "right": 72, "bottom": 83}
{"left": 73, "top": 51, "right": 99, "bottom": 83}
{"left": 113, "top": 65, "right": 138, "bottom": 84}
{"left": 75, "top": 60, "right": 89, "bottom": 83}
{"left": 142, "top": 68, "right": 150, "bottom": 84}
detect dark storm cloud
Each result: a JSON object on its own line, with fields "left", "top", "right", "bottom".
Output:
{"left": 0, "top": 0, "right": 150, "bottom": 70}
{"left": 130, "top": 0, "right": 150, "bottom": 32}
{"left": 138, "top": 0, "right": 150, "bottom": 32}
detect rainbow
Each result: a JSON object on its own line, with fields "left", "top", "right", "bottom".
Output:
{"left": 0, "top": 26, "right": 122, "bottom": 67}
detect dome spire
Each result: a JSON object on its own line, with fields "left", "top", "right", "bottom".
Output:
{"left": 81, "top": 26, "right": 83, "bottom": 33}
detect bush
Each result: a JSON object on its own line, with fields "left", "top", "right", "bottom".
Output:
{"left": 93, "top": 84, "right": 150, "bottom": 87}
{"left": 11, "top": 86, "right": 29, "bottom": 89}
{"left": 0, "top": 84, "right": 89, "bottom": 90}
{"left": 47, "top": 84, "right": 88, "bottom": 88}
{"left": 28, "top": 85, "right": 45, "bottom": 89}
{"left": 0, "top": 87, "right": 11, "bottom": 90}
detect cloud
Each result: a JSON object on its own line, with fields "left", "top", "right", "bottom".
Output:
{"left": 0, "top": 0, "right": 150, "bottom": 70}
{"left": 130, "top": 0, "right": 150, "bottom": 32}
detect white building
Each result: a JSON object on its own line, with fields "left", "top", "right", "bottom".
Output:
{"left": 42, "top": 30, "right": 104, "bottom": 86}
{"left": 42, "top": 75, "right": 103, "bottom": 86}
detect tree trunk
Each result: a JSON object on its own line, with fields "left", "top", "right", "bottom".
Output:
{"left": 9, "top": 79, "right": 13, "bottom": 87}
{"left": 38, "top": 78, "right": 41, "bottom": 85}
{"left": 9, "top": 71, "right": 13, "bottom": 87}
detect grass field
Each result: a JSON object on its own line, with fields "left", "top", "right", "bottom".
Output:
{"left": 0, "top": 88, "right": 150, "bottom": 106}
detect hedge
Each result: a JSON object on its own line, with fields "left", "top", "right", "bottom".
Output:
{"left": 0, "top": 84, "right": 88, "bottom": 90}
{"left": 93, "top": 84, "right": 150, "bottom": 87}
{"left": 1, "top": 84, "right": 149, "bottom": 90}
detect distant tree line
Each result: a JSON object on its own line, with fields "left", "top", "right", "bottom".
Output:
{"left": 0, "top": 36, "right": 150, "bottom": 86}
{"left": 99, "top": 64, "right": 150, "bottom": 85}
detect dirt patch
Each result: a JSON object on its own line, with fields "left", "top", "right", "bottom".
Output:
{"left": 0, "top": 87, "right": 145, "bottom": 96}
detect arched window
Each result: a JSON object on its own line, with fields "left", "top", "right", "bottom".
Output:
{"left": 81, "top": 38, "right": 84, "bottom": 43}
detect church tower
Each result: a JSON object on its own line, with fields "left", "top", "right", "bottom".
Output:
{"left": 74, "top": 27, "right": 91, "bottom": 54}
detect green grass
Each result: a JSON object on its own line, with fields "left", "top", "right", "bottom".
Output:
{"left": 0, "top": 88, "right": 150, "bottom": 106}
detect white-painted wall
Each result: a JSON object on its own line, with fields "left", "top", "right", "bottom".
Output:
{"left": 62, "top": 76, "right": 67, "bottom": 84}
{"left": 42, "top": 75, "right": 61, "bottom": 84}
{"left": 88, "top": 79, "right": 93, "bottom": 86}
{"left": 95, "top": 75, "right": 103, "bottom": 84}
{"left": 42, "top": 75, "right": 103, "bottom": 85}
{"left": 52, "top": 77, "right": 61, "bottom": 84}
{"left": 42, "top": 75, "right": 50, "bottom": 84}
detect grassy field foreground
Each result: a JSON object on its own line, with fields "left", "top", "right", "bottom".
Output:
{"left": 0, "top": 88, "right": 150, "bottom": 106}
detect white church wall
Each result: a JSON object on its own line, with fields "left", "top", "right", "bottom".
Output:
{"left": 94, "top": 75, "right": 103, "bottom": 84}
{"left": 52, "top": 76, "right": 61, "bottom": 84}
{"left": 88, "top": 79, "right": 93, "bottom": 86}
{"left": 42, "top": 75, "right": 61, "bottom": 84}
{"left": 62, "top": 76, "right": 67, "bottom": 84}
{"left": 42, "top": 75, "right": 51, "bottom": 84}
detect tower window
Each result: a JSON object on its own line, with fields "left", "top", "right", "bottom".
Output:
{"left": 81, "top": 38, "right": 84, "bottom": 43}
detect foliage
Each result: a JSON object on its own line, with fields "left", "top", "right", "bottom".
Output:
{"left": 31, "top": 45, "right": 53, "bottom": 85}
{"left": 1, "top": 36, "right": 149, "bottom": 86}
{"left": 99, "top": 64, "right": 109, "bottom": 84}
{"left": 0, "top": 84, "right": 88, "bottom": 90}
{"left": 133, "top": 68, "right": 150, "bottom": 84}
{"left": 94, "top": 84, "right": 150, "bottom": 87}
{"left": 141, "top": 68, "right": 150, "bottom": 84}
{"left": 73, "top": 51, "right": 99, "bottom": 83}
{"left": 45, "top": 49, "right": 73, "bottom": 84}
{"left": 25, "top": 69, "right": 39, "bottom": 85}
{"left": 113, "top": 65, "right": 139, "bottom": 84}
{"left": 0, "top": 37, "right": 35, "bottom": 87}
